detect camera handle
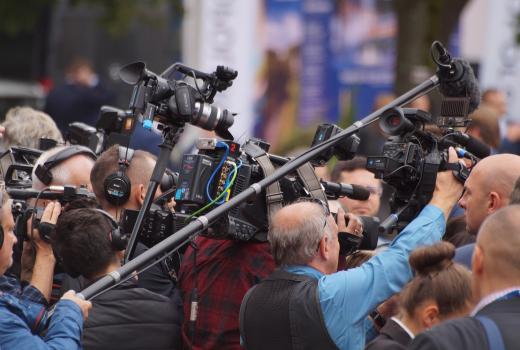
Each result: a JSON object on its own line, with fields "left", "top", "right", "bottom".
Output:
{"left": 78, "top": 75, "right": 440, "bottom": 300}
{"left": 123, "top": 125, "right": 184, "bottom": 263}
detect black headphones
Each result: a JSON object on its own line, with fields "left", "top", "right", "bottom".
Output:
{"left": 34, "top": 145, "right": 97, "bottom": 186}
{"left": 103, "top": 146, "right": 135, "bottom": 206}
{"left": 93, "top": 208, "right": 128, "bottom": 251}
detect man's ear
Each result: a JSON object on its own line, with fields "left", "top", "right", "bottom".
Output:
{"left": 115, "top": 250, "right": 125, "bottom": 261}
{"left": 318, "top": 234, "right": 329, "bottom": 260}
{"left": 487, "top": 192, "right": 502, "bottom": 213}
{"left": 135, "top": 183, "right": 146, "bottom": 206}
{"left": 472, "top": 244, "right": 484, "bottom": 276}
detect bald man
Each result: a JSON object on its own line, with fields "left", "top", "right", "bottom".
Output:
{"left": 455, "top": 154, "right": 520, "bottom": 267}
{"left": 410, "top": 205, "right": 520, "bottom": 350}
{"left": 459, "top": 153, "right": 520, "bottom": 235}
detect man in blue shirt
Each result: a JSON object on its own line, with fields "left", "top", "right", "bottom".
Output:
{"left": 240, "top": 148, "right": 463, "bottom": 350}
{"left": 0, "top": 189, "right": 91, "bottom": 349}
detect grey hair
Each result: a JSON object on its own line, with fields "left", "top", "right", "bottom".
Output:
{"left": 1, "top": 106, "right": 63, "bottom": 150}
{"left": 31, "top": 146, "right": 73, "bottom": 190}
{"left": 269, "top": 203, "right": 334, "bottom": 266}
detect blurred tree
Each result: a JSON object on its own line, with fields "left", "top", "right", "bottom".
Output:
{"left": 516, "top": 12, "right": 520, "bottom": 44}
{"left": 393, "top": 0, "right": 470, "bottom": 94}
{"left": 0, "top": 0, "right": 183, "bottom": 37}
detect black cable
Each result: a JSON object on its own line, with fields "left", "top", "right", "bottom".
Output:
{"left": 188, "top": 240, "right": 199, "bottom": 350}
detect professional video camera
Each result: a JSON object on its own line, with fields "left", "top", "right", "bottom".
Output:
{"left": 120, "top": 61, "right": 237, "bottom": 139}
{"left": 360, "top": 41, "right": 487, "bottom": 234}
{"left": 121, "top": 131, "right": 379, "bottom": 251}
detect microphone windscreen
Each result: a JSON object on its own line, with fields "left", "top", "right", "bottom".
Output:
{"left": 438, "top": 59, "right": 480, "bottom": 114}
{"left": 464, "top": 135, "right": 491, "bottom": 159}
{"left": 350, "top": 184, "right": 370, "bottom": 201}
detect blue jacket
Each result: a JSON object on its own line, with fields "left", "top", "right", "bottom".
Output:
{"left": 0, "top": 291, "right": 84, "bottom": 350}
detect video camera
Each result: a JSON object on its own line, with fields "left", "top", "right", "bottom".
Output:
{"left": 8, "top": 185, "right": 96, "bottom": 242}
{"left": 120, "top": 61, "right": 237, "bottom": 140}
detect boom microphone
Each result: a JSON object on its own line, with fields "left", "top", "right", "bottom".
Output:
{"left": 432, "top": 41, "right": 480, "bottom": 114}
{"left": 320, "top": 179, "right": 371, "bottom": 201}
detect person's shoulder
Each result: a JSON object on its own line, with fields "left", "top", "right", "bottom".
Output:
{"left": 87, "top": 287, "right": 180, "bottom": 326}
{"left": 409, "top": 317, "right": 484, "bottom": 350}
{"left": 365, "top": 336, "right": 406, "bottom": 350}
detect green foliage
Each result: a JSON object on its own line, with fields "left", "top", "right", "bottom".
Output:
{"left": 0, "top": 0, "right": 183, "bottom": 37}
{"left": 0, "top": 0, "right": 55, "bottom": 36}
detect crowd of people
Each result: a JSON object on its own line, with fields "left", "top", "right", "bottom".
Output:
{"left": 0, "top": 79, "right": 519, "bottom": 350}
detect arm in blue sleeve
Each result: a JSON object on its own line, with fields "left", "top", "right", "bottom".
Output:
{"left": 319, "top": 205, "right": 446, "bottom": 347}
{"left": 0, "top": 299, "right": 84, "bottom": 350}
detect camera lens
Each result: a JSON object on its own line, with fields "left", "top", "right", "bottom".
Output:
{"left": 193, "top": 102, "right": 234, "bottom": 136}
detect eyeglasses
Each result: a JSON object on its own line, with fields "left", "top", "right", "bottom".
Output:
{"left": 365, "top": 186, "right": 382, "bottom": 196}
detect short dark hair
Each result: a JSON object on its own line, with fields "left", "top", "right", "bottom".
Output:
{"left": 90, "top": 145, "right": 156, "bottom": 208}
{"left": 331, "top": 156, "right": 367, "bottom": 182}
{"left": 53, "top": 208, "right": 117, "bottom": 279}
{"left": 444, "top": 215, "right": 476, "bottom": 246}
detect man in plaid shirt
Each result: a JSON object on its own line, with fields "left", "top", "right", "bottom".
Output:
{"left": 178, "top": 236, "right": 275, "bottom": 349}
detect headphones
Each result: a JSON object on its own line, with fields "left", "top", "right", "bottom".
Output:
{"left": 93, "top": 208, "right": 128, "bottom": 251}
{"left": 103, "top": 146, "right": 135, "bottom": 206}
{"left": 34, "top": 145, "right": 97, "bottom": 186}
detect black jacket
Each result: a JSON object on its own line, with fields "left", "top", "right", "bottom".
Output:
{"left": 82, "top": 279, "right": 182, "bottom": 350}
{"left": 409, "top": 297, "right": 520, "bottom": 350}
{"left": 365, "top": 318, "right": 412, "bottom": 350}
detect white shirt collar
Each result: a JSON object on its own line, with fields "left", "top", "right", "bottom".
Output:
{"left": 471, "top": 286, "right": 520, "bottom": 316}
{"left": 390, "top": 317, "right": 415, "bottom": 339}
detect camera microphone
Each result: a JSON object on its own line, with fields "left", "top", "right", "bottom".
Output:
{"left": 450, "top": 133, "right": 490, "bottom": 159}
{"left": 320, "top": 179, "right": 371, "bottom": 201}
{"left": 432, "top": 41, "right": 480, "bottom": 114}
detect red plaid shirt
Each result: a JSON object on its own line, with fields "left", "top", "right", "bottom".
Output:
{"left": 178, "top": 236, "right": 275, "bottom": 350}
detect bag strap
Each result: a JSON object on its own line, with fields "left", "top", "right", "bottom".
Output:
{"left": 476, "top": 315, "right": 505, "bottom": 350}
{"left": 243, "top": 143, "right": 283, "bottom": 224}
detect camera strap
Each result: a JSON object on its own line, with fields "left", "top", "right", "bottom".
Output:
{"left": 295, "top": 163, "right": 328, "bottom": 204}
{"left": 243, "top": 143, "right": 283, "bottom": 225}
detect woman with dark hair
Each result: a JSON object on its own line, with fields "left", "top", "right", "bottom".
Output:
{"left": 365, "top": 242, "right": 473, "bottom": 350}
